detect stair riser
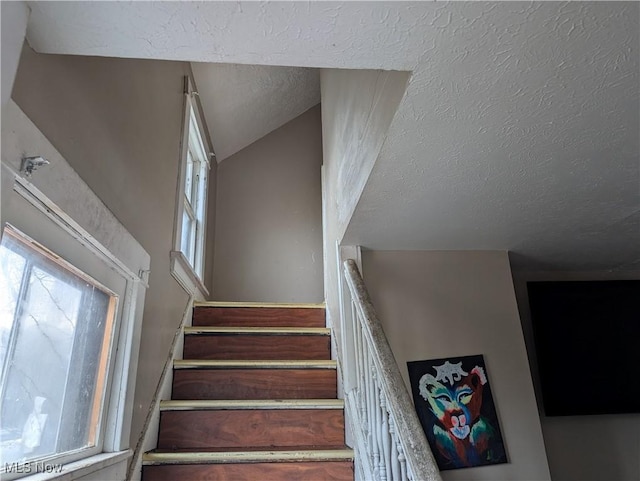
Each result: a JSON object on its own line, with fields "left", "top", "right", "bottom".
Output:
{"left": 193, "top": 307, "right": 325, "bottom": 327}
{"left": 158, "top": 409, "right": 345, "bottom": 449}
{"left": 172, "top": 369, "right": 337, "bottom": 400}
{"left": 183, "top": 335, "right": 330, "bottom": 360}
{"left": 143, "top": 461, "right": 353, "bottom": 481}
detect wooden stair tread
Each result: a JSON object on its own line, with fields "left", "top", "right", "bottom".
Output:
{"left": 142, "top": 462, "right": 353, "bottom": 481}
{"left": 192, "top": 306, "right": 326, "bottom": 327}
{"left": 160, "top": 399, "right": 344, "bottom": 410}
{"left": 183, "top": 334, "right": 330, "bottom": 360}
{"left": 172, "top": 368, "right": 337, "bottom": 400}
{"left": 158, "top": 409, "right": 345, "bottom": 449}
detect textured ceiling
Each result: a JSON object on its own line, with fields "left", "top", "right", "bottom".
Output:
{"left": 191, "top": 63, "right": 319, "bottom": 162}
{"left": 25, "top": 1, "right": 640, "bottom": 270}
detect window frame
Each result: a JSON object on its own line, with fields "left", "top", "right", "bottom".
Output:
{"left": 171, "top": 76, "right": 211, "bottom": 300}
{"left": 0, "top": 224, "right": 118, "bottom": 472}
{"left": 0, "top": 163, "right": 149, "bottom": 481}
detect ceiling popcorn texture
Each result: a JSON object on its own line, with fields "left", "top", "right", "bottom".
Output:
{"left": 191, "top": 63, "right": 320, "bottom": 162}
{"left": 25, "top": 1, "right": 639, "bottom": 271}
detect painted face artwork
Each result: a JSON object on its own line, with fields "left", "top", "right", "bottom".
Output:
{"left": 408, "top": 355, "right": 507, "bottom": 470}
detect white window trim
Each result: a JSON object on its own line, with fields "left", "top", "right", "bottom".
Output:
{"left": 0, "top": 172, "right": 148, "bottom": 481}
{"left": 6, "top": 450, "right": 131, "bottom": 481}
{"left": 171, "top": 75, "right": 211, "bottom": 300}
{"left": 170, "top": 250, "right": 208, "bottom": 302}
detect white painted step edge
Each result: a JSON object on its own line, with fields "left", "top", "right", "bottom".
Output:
{"left": 142, "top": 449, "right": 354, "bottom": 465}
{"left": 193, "top": 301, "right": 325, "bottom": 309}
{"left": 174, "top": 359, "right": 337, "bottom": 369}
{"left": 184, "top": 326, "right": 330, "bottom": 335}
{"left": 159, "top": 399, "right": 344, "bottom": 411}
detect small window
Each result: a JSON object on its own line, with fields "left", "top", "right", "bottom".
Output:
{"left": 0, "top": 226, "right": 117, "bottom": 472}
{"left": 172, "top": 77, "right": 211, "bottom": 298}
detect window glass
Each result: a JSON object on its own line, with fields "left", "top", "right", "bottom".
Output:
{"left": 177, "top": 96, "right": 209, "bottom": 280}
{"left": 184, "top": 151, "right": 194, "bottom": 205}
{"left": 0, "top": 228, "right": 116, "bottom": 467}
{"left": 180, "top": 210, "right": 196, "bottom": 266}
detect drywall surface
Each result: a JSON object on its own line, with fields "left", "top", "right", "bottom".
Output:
{"left": 0, "top": 1, "right": 28, "bottom": 110}
{"left": 213, "top": 105, "right": 323, "bottom": 302}
{"left": 24, "top": 1, "right": 640, "bottom": 272}
{"left": 512, "top": 269, "right": 640, "bottom": 481}
{"left": 2, "top": 101, "right": 146, "bottom": 481}
{"left": 191, "top": 62, "right": 320, "bottom": 162}
{"left": 320, "top": 68, "right": 408, "bottom": 348}
{"left": 320, "top": 68, "right": 409, "bottom": 241}
{"left": 11, "top": 46, "right": 216, "bottom": 451}
{"left": 361, "top": 250, "right": 550, "bottom": 481}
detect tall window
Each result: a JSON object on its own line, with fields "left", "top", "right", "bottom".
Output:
{"left": 181, "top": 106, "right": 208, "bottom": 275}
{"left": 0, "top": 226, "right": 117, "bottom": 473}
{"left": 172, "top": 76, "right": 211, "bottom": 298}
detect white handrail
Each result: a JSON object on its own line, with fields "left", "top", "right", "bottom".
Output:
{"left": 342, "top": 259, "right": 441, "bottom": 481}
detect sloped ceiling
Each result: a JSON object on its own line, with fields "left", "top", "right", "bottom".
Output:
{"left": 24, "top": 1, "right": 639, "bottom": 270}
{"left": 191, "top": 63, "right": 319, "bottom": 162}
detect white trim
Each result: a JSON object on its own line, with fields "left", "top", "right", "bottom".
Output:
{"left": 159, "top": 399, "right": 344, "bottom": 411}
{"left": 3, "top": 171, "right": 147, "bottom": 459}
{"left": 172, "top": 75, "right": 211, "bottom": 289}
{"left": 170, "top": 249, "right": 209, "bottom": 300}
{"left": 2, "top": 450, "right": 131, "bottom": 481}
{"left": 126, "top": 297, "right": 193, "bottom": 481}
{"left": 1, "top": 103, "right": 150, "bottom": 480}
{"left": 12, "top": 175, "right": 146, "bottom": 286}
{"left": 193, "top": 300, "right": 325, "bottom": 308}
{"left": 143, "top": 449, "right": 353, "bottom": 465}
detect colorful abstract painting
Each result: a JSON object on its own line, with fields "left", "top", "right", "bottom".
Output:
{"left": 407, "top": 355, "right": 507, "bottom": 470}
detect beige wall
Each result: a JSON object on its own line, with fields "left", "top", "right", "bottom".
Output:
{"left": 12, "top": 46, "right": 217, "bottom": 450}
{"left": 513, "top": 269, "right": 640, "bottom": 481}
{"left": 320, "top": 68, "right": 409, "bottom": 241}
{"left": 320, "top": 68, "right": 409, "bottom": 346}
{"left": 213, "top": 105, "right": 323, "bottom": 302}
{"left": 0, "top": 2, "right": 28, "bottom": 111}
{"left": 361, "top": 250, "right": 551, "bottom": 481}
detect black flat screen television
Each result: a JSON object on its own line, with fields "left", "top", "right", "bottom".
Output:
{"left": 527, "top": 280, "right": 640, "bottom": 416}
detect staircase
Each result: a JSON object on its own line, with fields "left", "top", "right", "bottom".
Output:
{"left": 142, "top": 302, "right": 354, "bottom": 480}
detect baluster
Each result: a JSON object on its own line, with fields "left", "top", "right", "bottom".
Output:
{"left": 373, "top": 378, "right": 383, "bottom": 481}
{"left": 379, "top": 390, "right": 390, "bottom": 481}
{"left": 350, "top": 300, "right": 362, "bottom": 411}
{"left": 357, "top": 318, "right": 367, "bottom": 422}
{"left": 398, "top": 444, "right": 408, "bottom": 481}
{"left": 361, "top": 340, "right": 371, "bottom": 437}
{"left": 389, "top": 415, "right": 401, "bottom": 480}
{"left": 349, "top": 296, "right": 359, "bottom": 393}
{"left": 368, "top": 368, "right": 379, "bottom": 480}
{"left": 406, "top": 466, "right": 415, "bottom": 481}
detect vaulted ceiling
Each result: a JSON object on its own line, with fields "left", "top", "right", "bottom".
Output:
{"left": 191, "top": 63, "right": 319, "bottom": 162}
{"left": 24, "top": 1, "right": 639, "bottom": 271}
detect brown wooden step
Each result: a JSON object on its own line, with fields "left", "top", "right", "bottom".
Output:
{"left": 157, "top": 409, "right": 345, "bottom": 449}
{"left": 143, "top": 461, "right": 353, "bottom": 481}
{"left": 172, "top": 368, "right": 337, "bottom": 400}
{"left": 183, "top": 332, "right": 331, "bottom": 360}
{"left": 193, "top": 304, "right": 325, "bottom": 327}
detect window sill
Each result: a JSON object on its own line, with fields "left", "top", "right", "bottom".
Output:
{"left": 170, "top": 250, "right": 209, "bottom": 301}
{"left": 13, "top": 450, "right": 131, "bottom": 481}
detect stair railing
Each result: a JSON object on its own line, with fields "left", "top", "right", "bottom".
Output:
{"left": 341, "top": 259, "right": 441, "bottom": 481}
